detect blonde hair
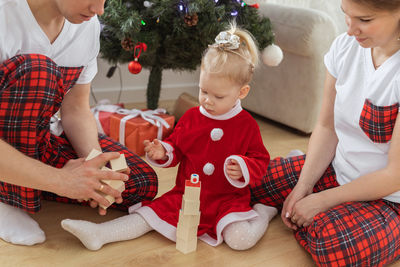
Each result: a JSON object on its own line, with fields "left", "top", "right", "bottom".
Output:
{"left": 201, "top": 23, "right": 259, "bottom": 87}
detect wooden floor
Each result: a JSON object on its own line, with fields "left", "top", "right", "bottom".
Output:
{"left": 1, "top": 101, "right": 399, "bottom": 267}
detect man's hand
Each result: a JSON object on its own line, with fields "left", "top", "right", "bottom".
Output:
{"left": 58, "top": 152, "right": 129, "bottom": 215}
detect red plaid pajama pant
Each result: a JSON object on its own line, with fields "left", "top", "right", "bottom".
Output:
{"left": 250, "top": 155, "right": 400, "bottom": 266}
{"left": 0, "top": 54, "right": 157, "bottom": 213}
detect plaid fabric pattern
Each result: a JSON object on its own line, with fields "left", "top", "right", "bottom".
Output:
{"left": 297, "top": 199, "right": 400, "bottom": 267}
{"left": 359, "top": 99, "right": 398, "bottom": 143}
{"left": 250, "top": 155, "right": 400, "bottom": 266}
{"left": 250, "top": 155, "right": 338, "bottom": 209}
{"left": 43, "top": 133, "right": 158, "bottom": 211}
{"left": 0, "top": 54, "right": 158, "bottom": 213}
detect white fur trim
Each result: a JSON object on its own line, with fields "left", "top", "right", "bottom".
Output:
{"left": 199, "top": 210, "right": 258, "bottom": 246}
{"left": 145, "top": 141, "right": 174, "bottom": 168}
{"left": 128, "top": 202, "right": 143, "bottom": 214}
{"left": 133, "top": 206, "right": 178, "bottom": 242}
{"left": 210, "top": 128, "right": 224, "bottom": 141}
{"left": 203, "top": 163, "right": 215, "bottom": 176}
{"left": 224, "top": 155, "right": 250, "bottom": 188}
{"left": 199, "top": 100, "right": 242, "bottom": 120}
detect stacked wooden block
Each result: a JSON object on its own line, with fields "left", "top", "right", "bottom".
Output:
{"left": 85, "top": 149, "right": 128, "bottom": 209}
{"left": 176, "top": 174, "right": 201, "bottom": 254}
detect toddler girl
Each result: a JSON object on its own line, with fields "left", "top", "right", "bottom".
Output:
{"left": 62, "top": 23, "right": 277, "bottom": 251}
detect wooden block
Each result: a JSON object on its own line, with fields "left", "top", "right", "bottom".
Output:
{"left": 176, "top": 236, "right": 197, "bottom": 254}
{"left": 176, "top": 224, "right": 198, "bottom": 240}
{"left": 178, "top": 209, "right": 200, "bottom": 228}
{"left": 184, "top": 185, "right": 200, "bottom": 201}
{"left": 181, "top": 196, "right": 200, "bottom": 215}
{"left": 85, "top": 148, "right": 103, "bottom": 161}
{"left": 110, "top": 153, "right": 129, "bottom": 172}
{"left": 102, "top": 179, "right": 126, "bottom": 193}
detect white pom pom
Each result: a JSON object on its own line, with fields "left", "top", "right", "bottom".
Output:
{"left": 210, "top": 128, "right": 224, "bottom": 141}
{"left": 262, "top": 44, "right": 283, "bottom": 66}
{"left": 203, "top": 163, "right": 215, "bottom": 176}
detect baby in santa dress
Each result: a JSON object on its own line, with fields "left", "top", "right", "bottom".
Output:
{"left": 61, "top": 23, "right": 277, "bottom": 251}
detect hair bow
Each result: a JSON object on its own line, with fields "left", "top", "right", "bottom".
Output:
{"left": 214, "top": 31, "right": 240, "bottom": 50}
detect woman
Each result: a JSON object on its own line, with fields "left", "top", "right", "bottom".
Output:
{"left": 250, "top": 0, "right": 400, "bottom": 266}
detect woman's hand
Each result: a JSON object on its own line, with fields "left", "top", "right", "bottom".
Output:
{"left": 281, "top": 182, "right": 313, "bottom": 230}
{"left": 143, "top": 139, "right": 167, "bottom": 161}
{"left": 289, "top": 192, "right": 329, "bottom": 229}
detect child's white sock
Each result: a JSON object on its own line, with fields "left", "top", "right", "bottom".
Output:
{"left": 0, "top": 202, "right": 45, "bottom": 245}
{"left": 61, "top": 213, "right": 152, "bottom": 251}
{"left": 223, "top": 204, "right": 277, "bottom": 250}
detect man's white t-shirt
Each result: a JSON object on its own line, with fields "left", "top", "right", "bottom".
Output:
{"left": 0, "top": 0, "right": 100, "bottom": 84}
{"left": 325, "top": 33, "right": 400, "bottom": 203}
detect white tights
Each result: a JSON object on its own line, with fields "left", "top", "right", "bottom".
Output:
{"left": 223, "top": 204, "right": 277, "bottom": 250}
{"left": 62, "top": 213, "right": 152, "bottom": 250}
{"left": 61, "top": 204, "right": 277, "bottom": 251}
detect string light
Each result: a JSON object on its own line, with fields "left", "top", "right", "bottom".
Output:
{"left": 141, "top": 20, "right": 146, "bottom": 25}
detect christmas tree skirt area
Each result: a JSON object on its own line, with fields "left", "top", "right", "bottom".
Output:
{"left": 3, "top": 103, "right": 400, "bottom": 266}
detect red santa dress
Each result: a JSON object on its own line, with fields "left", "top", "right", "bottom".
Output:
{"left": 129, "top": 100, "right": 270, "bottom": 246}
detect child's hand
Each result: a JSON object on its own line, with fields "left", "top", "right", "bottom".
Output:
{"left": 143, "top": 139, "right": 167, "bottom": 161}
{"left": 226, "top": 159, "right": 243, "bottom": 180}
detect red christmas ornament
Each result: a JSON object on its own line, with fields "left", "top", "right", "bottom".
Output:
{"left": 250, "top": 3, "right": 259, "bottom": 8}
{"left": 128, "top": 42, "right": 148, "bottom": 74}
{"left": 128, "top": 59, "right": 142, "bottom": 74}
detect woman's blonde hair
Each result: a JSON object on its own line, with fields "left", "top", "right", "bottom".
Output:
{"left": 201, "top": 22, "right": 259, "bottom": 87}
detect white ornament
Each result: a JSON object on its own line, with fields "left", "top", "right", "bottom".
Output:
{"left": 262, "top": 44, "right": 283, "bottom": 66}
{"left": 210, "top": 128, "right": 224, "bottom": 141}
{"left": 203, "top": 163, "right": 215, "bottom": 176}
{"left": 143, "top": 1, "right": 153, "bottom": 8}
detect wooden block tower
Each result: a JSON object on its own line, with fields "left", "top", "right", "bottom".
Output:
{"left": 85, "top": 149, "right": 127, "bottom": 209}
{"left": 176, "top": 174, "right": 201, "bottom": 254}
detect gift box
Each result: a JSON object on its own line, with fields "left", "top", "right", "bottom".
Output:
{"left": 109, "top": 109, "right": 175, "bottom": 156}
{"left": 91, "top": 100, "right": 125, "bottom": 136}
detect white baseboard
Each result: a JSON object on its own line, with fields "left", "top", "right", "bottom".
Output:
{"left": 89, "top": 83, "right": 198, "bottom": 105}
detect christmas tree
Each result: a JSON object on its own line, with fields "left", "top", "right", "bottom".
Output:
{"left": 100, "top": 0, "right": 276, "bottom": 109}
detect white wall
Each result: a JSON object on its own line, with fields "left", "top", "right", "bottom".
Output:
{"left": 90, "top": 58, "right": 200, "bottom": 105}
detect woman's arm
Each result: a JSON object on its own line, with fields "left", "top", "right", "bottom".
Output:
{"left": 60, "top": 83, "right": 101, "bottom": 157}
{"left": 282, "top": 70, "right": 338, "bottom": 229}
{"left": 297, "top": 71, "right": 338, "bottom": 190}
